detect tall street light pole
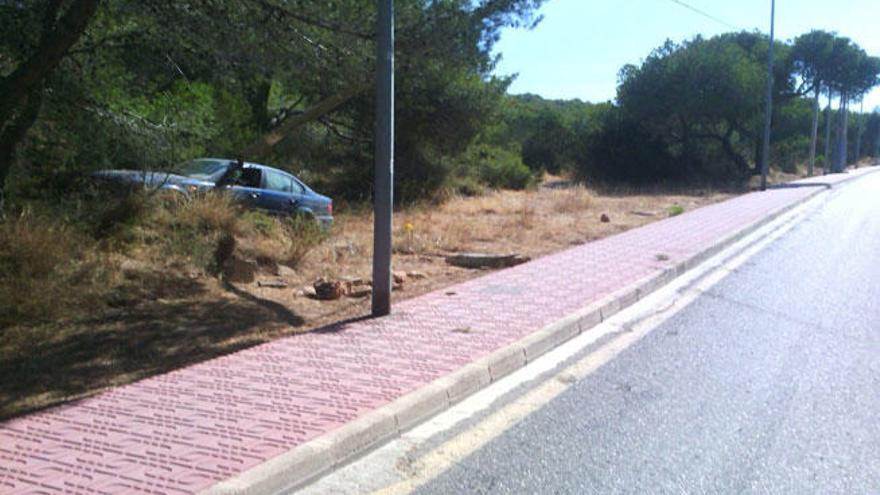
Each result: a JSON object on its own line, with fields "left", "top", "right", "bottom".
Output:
{"left": 759, "top": 0, "right": 775, "bottom": 191}
{"left": 372, "top": 0, "right": 394, "bottom": 316}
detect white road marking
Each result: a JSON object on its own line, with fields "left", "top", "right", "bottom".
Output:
{"left": 294, "top": 191, "right": 829, "bottom": 495}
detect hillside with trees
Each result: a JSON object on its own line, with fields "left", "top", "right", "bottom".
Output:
{"left": 2, "top": 3, "right": 879, "bottom": 206}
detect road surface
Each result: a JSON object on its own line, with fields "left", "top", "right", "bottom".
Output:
{"left": 410, "top": 175, "right": 880, "bottom": 493}
{"left": 293, "top": 172, "right": 880, "bottom": 495}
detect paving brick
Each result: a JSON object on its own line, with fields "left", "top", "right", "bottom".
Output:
{"left": 0, "top": 170, "right": 872, "bottom": 493}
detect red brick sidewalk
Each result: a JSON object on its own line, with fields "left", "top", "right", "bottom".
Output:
{"left": 0, "top": 171, "right": 871, "bottom": 494}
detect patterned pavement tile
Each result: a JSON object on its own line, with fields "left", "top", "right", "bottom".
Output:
{"left": 0, "top": 172, "right": 866, "bottom": 494}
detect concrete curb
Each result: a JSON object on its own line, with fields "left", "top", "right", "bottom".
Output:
{"left": 201, "top": 167, "right": 878, "bottom": 495}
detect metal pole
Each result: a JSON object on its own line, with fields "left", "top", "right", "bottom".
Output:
{"left": 875, "top": 110, "right": 880, "bottom": 158}
{"left": 372, "top": 0, "right": 394, "bottom": 316}
{"left": 759, "top": 0, "right": 775, "bottom": 191}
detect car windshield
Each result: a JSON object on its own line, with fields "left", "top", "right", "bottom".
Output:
{"left": 177, "top": 159, "right": 230, "bottom": 181}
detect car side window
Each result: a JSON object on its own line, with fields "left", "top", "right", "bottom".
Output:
{"left": 263, "top": 170, "right": 293, "bottom": 192}
{"left": 290, "top": 178, "right": 305, "bottom": 194}
{"left": 238, "top": 168, "right": 262, "bottom": 187}
{"left": 223, "top": 167, "right": 262, "bottom": 188}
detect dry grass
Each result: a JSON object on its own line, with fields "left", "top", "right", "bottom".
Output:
{"left": 1, "top": 177, "right": 735, "bottom": 420}
{"left": 0, "top": 213, "right": 116, "bottom": 328}
{"left": 174, "top": 191, "right": 241, "bottom": 234}
{"left": 550, "top": 185, "right": 595, "bottom": 213}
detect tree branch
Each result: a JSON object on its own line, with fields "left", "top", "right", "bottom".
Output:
{"left": 0, "top": 0, "right": 100, "bottom": 127}
{"left": 241, "top": 84, "right": 368, "bottom": 158}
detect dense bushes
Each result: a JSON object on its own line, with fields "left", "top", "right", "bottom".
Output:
{"left": 0, "top": 190, "right": 328, "bottom": 328}
{"left": 571, "top": 107, "right": 680, "bottom": 183}
{"left": 465, "top": 144, "right": 534, "bottom": 190}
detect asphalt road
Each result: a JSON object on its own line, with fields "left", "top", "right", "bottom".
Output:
{"left": 413, "top": 174, "right": 880, "bottom": 494}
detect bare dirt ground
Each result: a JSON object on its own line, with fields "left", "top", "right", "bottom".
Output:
{"left": 9, "top": 172, "right": 813, "bottom": 420}
{"left": 248, "top": 179, "right": 735, "bottom": 330}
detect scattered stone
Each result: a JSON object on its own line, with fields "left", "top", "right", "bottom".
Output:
{"left": 277, "top": 265, "right": 297, "bottom": 279}
{"left": 629, "top": 210, "right": 656, "bottom": 217}
{"left": 255, "top": 255, "right": 279, "bottom": 275}
{"left": 223, "top": 256, "right": 258, "bottom": 284}
{"left": 258, "top": 278, "right": 289, "bottom": 288}
{"left": 445, "top": 291, "right": 457, "bottom": 296}
{"left": 407, "top": 270, "right": 428, "bottom": 280}
{"left": 446, "top": 252, "right": 531, "bottom": 269}
{"left": 600, "top": 213, "right": 611, "bottom": 223}
{"left": 392, "top": 271, "right": 408, "bottom": 284}
{"left": 557, "top": 373, "right": 577, "bottom": 384}
{"left": 655, "top": 253, "right": 671, "bottom": 261}
{"left": 333, "top": 241, "right": 359, "bottom": 257}
{"left": 297, "top": 286, "right": 317, "bottom": 298}
{"left": 342, "top": 276, "right": 369, "bottom": 287}
{"left": 313, "top": 278, "right": 346, "bottom": 300}
{"left": 451, "top": 326, "right": 473, "bottom": 334}
{"left": 348, "top": 286, "right": 372, "bottom": 298}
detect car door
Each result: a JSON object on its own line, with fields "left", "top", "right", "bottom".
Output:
{"left": 260, "top": 169, "right": 297, "bottom": 215}
{"left": 226, "top": 166, "right": 265, "bottom": 209}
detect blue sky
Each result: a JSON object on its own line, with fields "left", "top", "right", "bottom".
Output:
{"left": 492, "top": 0, "right": 880, "bottom": 111}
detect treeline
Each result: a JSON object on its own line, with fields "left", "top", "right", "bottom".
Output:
{"left": 493, "top": 31, "right": 880, "bottom": 186}
{"left": 1, "top": 0, "right": 545, "bottom": 205}
{"left": 2, "top": 2, "right": 879, "bottom": 208}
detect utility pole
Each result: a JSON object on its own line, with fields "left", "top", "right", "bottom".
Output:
{"left": 759, "top": 0, "right": 775, "bottom": 191}
{"left": 372, "top": 0, "right": 394, "bottom": 316}
{"left": 875, "top": 109, "right": 880, "bottom": 159}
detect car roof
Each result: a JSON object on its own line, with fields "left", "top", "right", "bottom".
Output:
{"left": 201, "top": 158, "right": 311, "bottom": 190}
{"left": 199, "top": 158, "right": 289, "bottom": 176}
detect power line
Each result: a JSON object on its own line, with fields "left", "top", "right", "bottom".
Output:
{"left": 666, "top": 0, "right": 740, "bottom": 30}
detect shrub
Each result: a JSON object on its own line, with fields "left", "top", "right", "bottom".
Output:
{"left": 0, "top": 214, "right": 110, "bottom": 327}
{"left": 279, "top": 215, "right": 328, "bottom": 267}
{"left": 155, "top": 192, "right": 241, "bottom": 270}
{"left": 573, "top": 110, "right": 681, "bottom": 184}
{"left": 667, "top": 204, "right": 685, "bottom": 216}
{"left": 174, "top": 191, "right": 240, "bottom": 234}
{"left": 462, "top": 144, "right": 534, "bottom": 190}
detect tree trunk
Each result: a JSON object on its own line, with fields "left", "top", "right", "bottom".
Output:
{"left": 833, "top": 95, "right": 848, "bottom": 173}
{"left": 240, "top": 84, "right": 367, "bottom": 158}
{"left": 840, "top": 98, "right": 849, "bottom": 170}
{"left": 719, "top": 127, "right": 751, "bottom": 177}
{"left": 0, "top": 0, "right": 100, "bottom": 192}
{"left": 0, "top": 92, "right": 43, "bottom": 192}
{"left": 0, "top": 0, "right": 100, "bottom": 126}
{"left": 808, "top": 85, "right": 820, "bottom": 176}
{"left": 876, "top": 116, "right": 880, "bottom": 158}
{"left": 679, "top": 118, "right": 692, "bottom": 176}
{"left": 854, "top": 99, "right": 864, "bottom": 166}
{"left": 823, "top": 90, "right": 833, "bottom": 175}
{"left": 245, "top": 79, "right": 273, "bottom": 133}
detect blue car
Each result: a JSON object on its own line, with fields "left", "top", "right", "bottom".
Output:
{"left": 94, "top": 158, "right": 333, "bottom": 226}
